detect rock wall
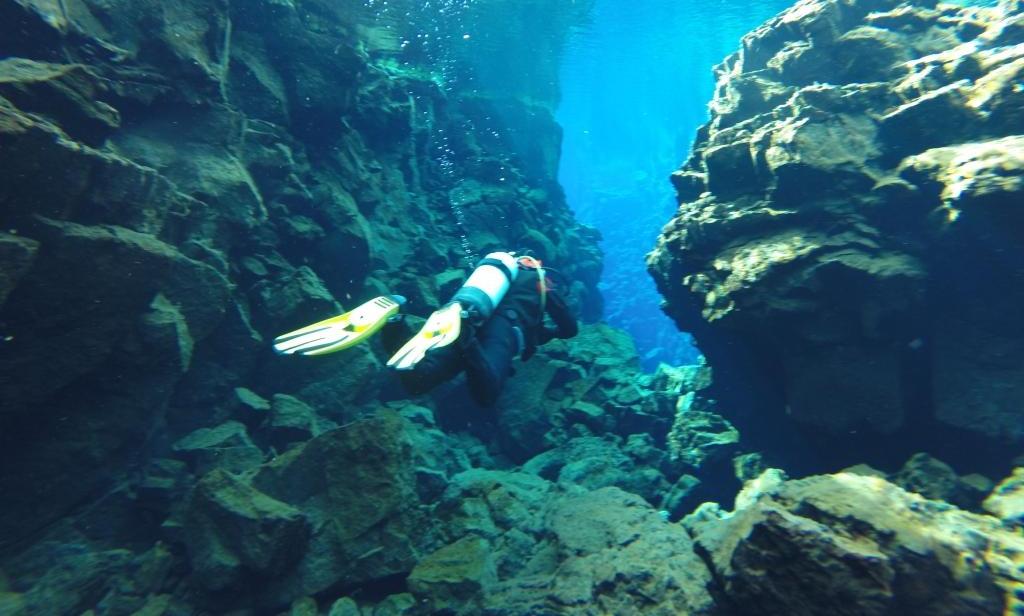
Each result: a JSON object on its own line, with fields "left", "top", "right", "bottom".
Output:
{"left": 0, "top": 0, "right": 600, "bottom": 551}
{"left": 649, "top": 0, "right": 1024, "bottom": 470}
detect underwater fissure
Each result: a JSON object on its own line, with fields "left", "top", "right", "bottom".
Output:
{"left": 0, "top": 0, "right": 1022, "bottom": 614}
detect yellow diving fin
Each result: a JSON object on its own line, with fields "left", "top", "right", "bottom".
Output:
{"left": 386, "top": 302, "right": 463, "bottom": 371}
{"left": 273, "top": 295, "right": 403, "bottom": 356}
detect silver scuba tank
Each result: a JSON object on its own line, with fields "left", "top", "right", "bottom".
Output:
{"left": 450, "top": 251, "right": 518, "bottom": 320}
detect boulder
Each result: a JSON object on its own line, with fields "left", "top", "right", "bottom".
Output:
{"left": 426, "top": 476, "right": 716, "bottom": 615}
{"left": 267, "top": 393, "right": 336, "bottom": 448}
{"left": 892, "top": 452, "right": 960, "bottom": 502}
{"left": 522, "top": 436, "right": 669, "bottom": 505}
{"left": 183, "top": 469, "right": 309, "bottom": 591}
{"left": 667, "top": 405, "right": 740, "bottom": 469}
{"left": 533, "top": 488, "right": 715, "bottom": 615}
{"left": 687, "top": 471, "right": 1024, "bottom": 615}
{"left": 983, "top": 467, "right": 1024, "bottom": 527}
{"left": 407, "top": 536, "right": 497, "bottom": 611}
{"left": 172, "top": 421, "right": 265, "bottom": 475}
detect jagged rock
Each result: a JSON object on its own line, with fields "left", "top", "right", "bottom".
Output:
{"left": 172, "top": 420, "right": 265, "bottom": 475}
{"left": 235, "top": 387, "right": 271, "bottom": 412}
{"left": 522, "top": 436, "right": 669, "bottom": 505}
{"left": 426, "top": 475, "right": 716, "bottom": 615}
{"left": 660, "top": 474, "right": 702, "bottom": 519}
{"left": 184, "top": 469, "right": 309, "bottom": 591}
{"left": 958, "top": 473, "right": 995, "bottom": 506}
{"left": 408, "top": 536, "right": 497, "bottom": 612}
{"left": 649, "top": 0, "right": 1024, "bottom": 454}
{"left": 438, "top": 470, "right": 554, "bottom": 542}
{"left": 892, "top": 452, "right": 960, "bottom": 501}
{"left": 687, "top": 471, "right": 1024, "bottom": 615}
{"left": 0, "top": 217, "right": 231, "bottom": 544}
{"left": 136, "top": 458, "right": 190, "bottom": 513}
{"left": 0, "top": 0, "right": 603, "bottom": 612}
{"left": 526, "top": 488, "right": 715, "bottom": 615}
{"left": 841, "top": 463, "right": 887, "bottom": 478}
{"left": 2, "top": 541, "right": 174, "bottom": 616}
{"left": 327, "top": 597, "right": 362, "bottom": 616}
{"left": 223, "top": 410, "right": 457, "bottom": 606}
{"left": 0, "top": 58, "right": 119, "bottom": 144}
{"left": 894, "top": 455, "right": 1001, "bottom": 511}
{"left": 984, "top": 467, "right": 1024, "bottom": 526}
{"left": 667, "top": 406, "right": 740, "bottom": 469}
{"left": 732, "top": 452, "right": 766, "bottom": 482}
{"left": 267, "top": 393, "right": 336, "bottom": 448}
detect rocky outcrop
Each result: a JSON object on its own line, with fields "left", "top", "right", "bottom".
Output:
{"left": 685, "top": 470, "right": 1024, "bottom": 615}
{"left": 419, "top": 473, "right": 717, "bottom": 615}
{"left": 984, "top": 466, "right": 1024, "bottom": 526}
{"left": 0, "top": 0, "right": 601, "bottom": 550}
{"left": 649, "top": 0, "right": 1024, "bottom": 465}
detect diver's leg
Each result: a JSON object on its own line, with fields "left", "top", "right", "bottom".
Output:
{"left": 462, "top": 312, "right": 519, "bottom": 407}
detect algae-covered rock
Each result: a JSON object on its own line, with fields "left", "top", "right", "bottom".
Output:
{"left": 667, "top": 406, "right": 740, "bottom": 469}
{"left": 238, "top": 410, "right": 456, "bottom": 605}
{"left": 0, "top": 0, "right": 598, "bottom": 613}
{"left": 688, "top": 471, "right": 1024, "bottom": 615}
{"left": 184, "top": 469, "right": 309, "bottom": 591}
{"left": 892, "top": 452, "right": 960, "bottom": 502}
{"left": 327, "top": 597, "right": 362, "bottom": 616}
{"left": 407, "top": 536, "right": 496, "bottom": 611}
{"left": 536, "top": 488, "right": 715, "bottom": 615}
{"left": 267, "top": 393, "right": 336, "bottom": 447}
{"left": 424, "top": 473, "right": 716, "bottom": 615}
{"left": 984, "top": 467, "right": 1024, "bottom": 526}
{"left": 649, "top": 0, "right": 1024, "bottom": 462}
{"left": 522, "top": 436, "right": 669, "bottom": 505}
{"left": 173, "top": 420, "right": 265, "bottom": 475}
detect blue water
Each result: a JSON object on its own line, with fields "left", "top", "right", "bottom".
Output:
{"left": 557, "top": 0, "right": 795, "bottom": 370}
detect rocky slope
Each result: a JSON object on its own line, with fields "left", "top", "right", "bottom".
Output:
{"left": 649, "top": 0, "right": 1024, "bottom": 470}
{"left": 0, "top": 0, "right": 601, "bottom": 548}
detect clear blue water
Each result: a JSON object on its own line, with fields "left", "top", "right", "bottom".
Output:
{"left": 557, "top": 0, "right": 794, "bottom": 370}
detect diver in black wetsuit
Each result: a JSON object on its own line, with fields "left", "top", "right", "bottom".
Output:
{"left": 381, "top": 254, "right": 578, "bottom": 406}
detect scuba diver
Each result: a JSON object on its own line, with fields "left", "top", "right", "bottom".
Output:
{"left": 272, "top": 252, "right": 579, "bottom": 406}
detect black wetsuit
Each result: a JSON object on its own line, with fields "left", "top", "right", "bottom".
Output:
{"left": 382, "top": 267, "right": 578, "bottom": 406}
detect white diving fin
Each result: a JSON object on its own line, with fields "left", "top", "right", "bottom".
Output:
{"left": 273, "top": 295, "right": 403, "bottom": 356}
{"left": 386, "top": 302, "right": 464, "bottom": 371}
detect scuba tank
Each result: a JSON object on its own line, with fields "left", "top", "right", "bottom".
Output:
{"left": 450, "top": 251, "right": 519, "bottom": 321}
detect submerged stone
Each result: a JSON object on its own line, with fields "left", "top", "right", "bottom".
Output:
{"left": 183, "top": 469, "right": 309, "bottom": 591}
{"left": 984, "top": 467, "right": 1024, "bottom": 527}
{"left": 688, "top": 471, "right": 1024, "bottom": 615}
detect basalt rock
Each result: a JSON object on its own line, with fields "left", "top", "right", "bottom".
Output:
{"left": 984, "top": 467, "right": 1024, "bottom": 527}
{"left": 0, "top": 0, "right": 602, "bottom": 597}
{"left": 422, "top": 472, "right": 717, "bottom": 615}
{"left": 649, "top": 0, "right": 1024, "bottom": 467}
{"left": 686, "top": 470, "right": 1024, "bottom": 615}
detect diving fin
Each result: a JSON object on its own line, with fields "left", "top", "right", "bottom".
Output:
{"left": 273, "top": 295, "right": 404, "bottom": 356}
{"left": 386, "top": 302, "right": 464, "bottom": 371}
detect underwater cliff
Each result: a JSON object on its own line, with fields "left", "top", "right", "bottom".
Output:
{"left": 0, "top": 0, "right": 1022, "bottom": 614}
{"left": 650, "top": 0, "right": 1024, "bottom": 472}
